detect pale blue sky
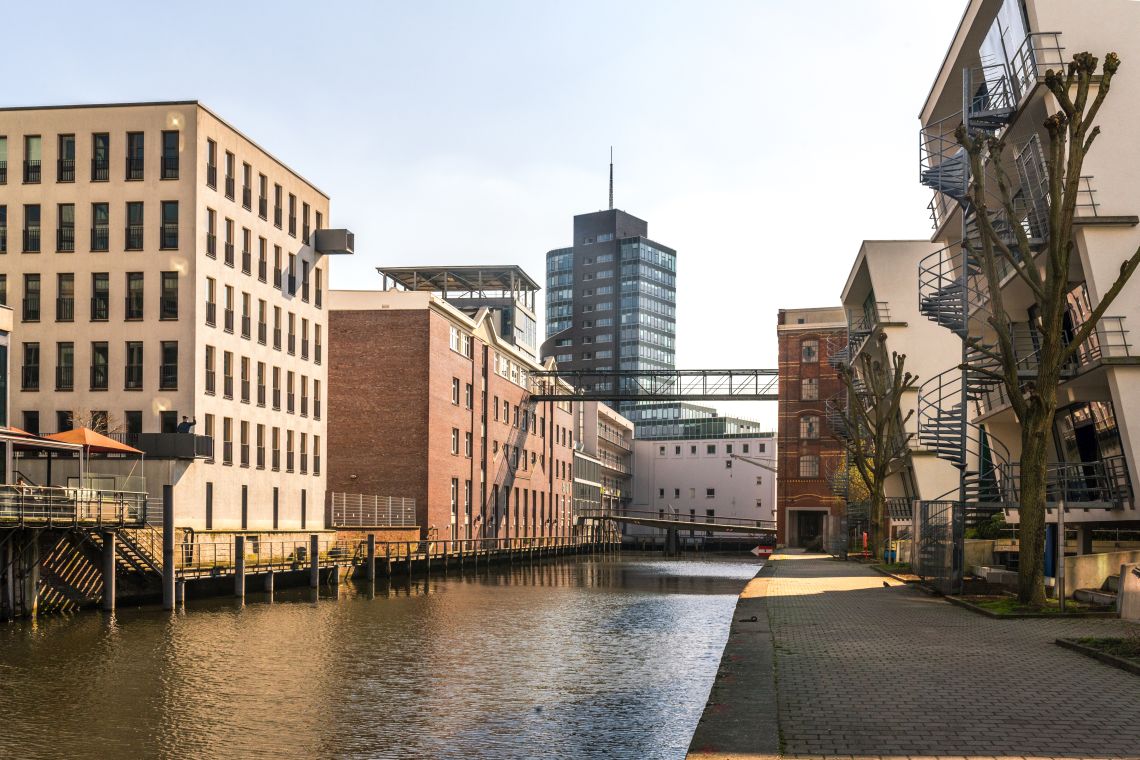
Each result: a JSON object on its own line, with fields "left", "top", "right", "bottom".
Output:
{"left": 6, "top": 0, "right": 967, "bottom": 426}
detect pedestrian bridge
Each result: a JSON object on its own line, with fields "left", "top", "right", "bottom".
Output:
{"left": 528, "top": 368, "right": 778, "bottom": 402}
{"left": 578, "top": 508, "right": 777, "bottom": 537}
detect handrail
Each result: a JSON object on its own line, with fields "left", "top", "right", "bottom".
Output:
{"left": 0, "top": 485, "right": 147, "bottom": 527}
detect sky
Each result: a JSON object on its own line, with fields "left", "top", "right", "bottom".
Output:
{"left": 5, "top": 0, "right": 968, "bottom": 428}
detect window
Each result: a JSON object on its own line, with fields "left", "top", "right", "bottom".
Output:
{"left": 224, "top": 151, "right": 235, "bottom": 199}
{"left": 258, "top": 237, "right": 268, "bottom": 281}
{"left": 706, "top": 488, "right": 716, "bottom": 498}
{"left": 465, "top": 383, "right": 473, "bottom": 409}
{"left": 55, "top": 342, "right": 74, "bottom": 391}
{"left": 204, "top": 345, "right": 216, "bottom": 395}
{"left": 23, "top": 135, "right": 41, "bottom": 183}
{"left": 801, "top": 377, "right": 818, "bottom": 400}
{"left": 451, "top": 428, "right": 460, "bottom": 455}
{"left": 302, "top": 202, "right": 310, "bottom": 241}
{"left": 159, "top": 341, "right": 178, "bottom": 390}
{"left": 206, "top": 208, "right": 217, "bottom": 257}
{"left": 288, "top": 193, "right": 297, "bottom": 236}
{"left": 91, "top": 273, "right": 109, "bottom": 321}
{"left": 257, "top": 299, "right": 268, "bottom": 343}
{"left": 799, "top": 455, "right": 820, "bottom": 478}
{"left": 205, "top": 277, "right": 217, "bottom": 326}
{"left": 273, "top": 184, "right": 283, "bottom": 228}
{"left": 223, "top": 351, "right": 234, "bottom": 398}
{"left": 449, "top": 326, "right": 473, "bottom": 357}
{"left": 801, "top": 339, "right": 819, "bottom": 363}
{"left": 272, "top": 366, "right": 281, "bottom": 409}
{"left": 55, "top": 204, "right": 75, "bottom": 252}
{"left": 224, "top": 218, "right": 234, "bottom": 266}
{"left": 451, "top": 377, "right": 460, "bottom": 404}
{"left": 707, "top": 444, "right": 716, "bottom": 455}
{"left": 21, "top": 343, "right": 39, "bottom": 391}
{"left": 464, "top": 431, "right": 473, "bottom": 458}
{"left": 240, "top": 421, "right": 250, "bottom": 467}
{"left": 258, "top": 173, "right": 268, "bottom": 218}
{"left": 273, "top": 246, "right": 282, "bottom": 288}
{"left": 240, "top": 356, "right": 251, "bottom": 403}
{"left": 0, "top": 137, "right": 5, "bottom": 185}
{"left": 57, "top": 134, "right": 75, "bottom": 182}
{"left": 56, "top": 273, "right": 74, "bottom": 322}
{"left": 124, "top": 342, "right": 143, "bottom": 389}
{"left": 160, "top": 271, "right": 178, "bottom": 320}
{"left": 0, "top": 205, "right": 6, "bottom": 253}
{"left": 125, "top": 272, "right": 144, "bottom": 320}
{"left": 242, "top": 163, "right": 252, "bottom": 209}
{"left": 256, "top": 424, "right": 266, "bottom": 468}
{"left": 223, "top": 285, "right": 234, "bottom": 332}
{"left": 23, "top": 204, "right": 40, "bottom": 252}
{"left": 271, "top": 427, "right": 280, "bottom": 470}
{"left": 257, "top": 361, "right": 266, "bottom": 406}
{"left": 223, "top": 417, "right": 233, "bottom": 465}
{"left": 314, "top": 324, "right": 322, "bottom": 364}
{"left": 160, "top": 201, "right": 178, "bottom": 249}
{"left": 125, "top": 201, "right": 143, "bottom": 250}
{"left": 126, "top": 132, "right": 144, "bottom": 180}
{"left": 241, "top": 292, "right": 252, "bottom": 338}
{"left": 287, "top": 253, "right": 297, "bottom": 294}
{"left": 314, "top": 380, "right": 321, "bottom": 419}
{"left": 206, "top": 139, "right": 217, "bottom": 188}
{"left": 161, "top": 130, "right": 179, "bottom": 179}
{"left": 800, "top": 415, "right": 820, "bottom": 440}
{"left": 91, "top": 133, "right": 110, "bottom": 181}
{"left": 301, "top": 261, "right": 310, "bottom": 302}
{"left": 287, "top": 312, "right": 296, "bottom": 354}
{"left": 286, "top": 370, "right": 295, "bottom": 413}
{"left": 91, "top": 203, "right": 109, "bottom": 251}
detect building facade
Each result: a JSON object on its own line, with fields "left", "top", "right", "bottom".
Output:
{"left": 0, "top": 305, "right": 10, "bottom": 428}
{"left": 776, "top": 307, "right": 847, "bottom": 549}
{"left": 577, "top": 400, "right": 634, "bottom": 514}
{"left": 917, "top": 0, "right": 1140, "bottom": 553}
{"left": 630, "top": 432, "right": 776, "bottom": 542}
{"left": 0, "top": 101, "right": 346, "bottom": 531}
{"left": 543, "top": 207, "right": 678, "bottom": 433}
{"left": 328, "top": 280, "right": 576, "bottom": 542}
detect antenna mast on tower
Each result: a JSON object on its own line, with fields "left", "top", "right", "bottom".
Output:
{"left": 608, "top": 147, "right": 614, "bottom": 210}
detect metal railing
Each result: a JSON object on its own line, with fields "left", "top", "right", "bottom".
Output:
{"left": 91, "top": 158, "right": 109, "bottom": 182}
{"left": 1002, "top": 460, "right": 1128, "bottom": 508}
{"left": 162, "top": 156, "right": 179, "bottom": 180}
{"left": 91, "top": 225, "right": 109, "bottom": 251}
{"left": 0, "top": 485, "right": 147, "bottom": 527}
{"left": 330, "top": 493, "right": 417, "bottom": 528}
{"left": 57, "top": 158, "right": 76, "bottom": 183}
{"left": 1009, "top": 32, "right": 1065, "bottom": 102}
{"left": 125, "top": 224, "right": 144, "bottom": 250}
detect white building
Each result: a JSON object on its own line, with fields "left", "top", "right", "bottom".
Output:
{"left": 630, "top": 433, "right": 776, "bottom": 543}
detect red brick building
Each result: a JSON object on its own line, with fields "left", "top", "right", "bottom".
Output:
{"left": 776, "top": 307, "right": 847, "bottom": 550}
{"left": 328, "top": 287, "right": 575, "bottom": 541}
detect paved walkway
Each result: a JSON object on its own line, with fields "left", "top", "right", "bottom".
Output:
{"left": 690, "top": 554, "right": 1140, "bottom": 760}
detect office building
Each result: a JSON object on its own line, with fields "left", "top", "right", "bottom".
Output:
{"left": 0, "top": 101, "right": 353, "bottom": 531}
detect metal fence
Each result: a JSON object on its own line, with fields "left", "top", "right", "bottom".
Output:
{"left": 330, "top": 493, "right": 416, "bottom": 528}
{"left": 0, "top": 485, "right": 147, "bottom": 527}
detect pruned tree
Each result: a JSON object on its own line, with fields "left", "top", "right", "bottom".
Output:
{"left": 835, "top": 336, "right": 917, "bottom": 558}
{"left": 958, "top": 51, "right": 1140, "bottom": 605}
{"left": 67, "top": 409, "right": 122, "bottom": 435}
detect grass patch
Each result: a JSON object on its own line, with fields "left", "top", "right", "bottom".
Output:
{"left": 963, "top": 595, "right": 1112, "bottom": 615}
{"left": 1074, "top": 637, "right": 1140, "bottom": 665}
{"left": 873, "top": 561, "right": 912, "bottom": 575}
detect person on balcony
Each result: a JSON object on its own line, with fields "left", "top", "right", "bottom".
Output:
{"left": 176, "top": 416, "right": 197, "bottom": 434}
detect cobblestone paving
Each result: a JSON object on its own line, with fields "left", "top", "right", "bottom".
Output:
{"left": 768, "top": 555, "right": 1140, "bottom": 760}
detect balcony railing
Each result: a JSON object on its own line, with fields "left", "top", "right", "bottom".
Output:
{"left": 223, "top": 442, "right": 233, "bottom": 465}
{"left": 258, "top": 259, "right": 268, "bottom": 282}
{"left": 241, "top": 380, "right": 251, "bottom": 403}
{"left": 23, "top": 228, "right": 41, "bottom": 253}
{"left": 56, "top": 297, "right": 75, "bottom": 322}
{"left": 224, "top": 242, "right": 234, "bottom": 266}
{"left": 125, "top": 365, "right": 143, "bottom": 390}
{"left": 125, "top": 224, "right": 144, "bottom": 250}
{"left": 161, "top": 223, "right": 179, "bottom": 250}
{"left": 91, "top": 226, "right": 109, "bottom": 251}
{"left": 0, "top": 486, "right": 147, "bottom": 528}
{"left": 57, "top": 158, "right": 75, "bottom": 183}
{"left": 1003, "top": 459, "right": 1128, "bottom": 509}
{"left": 160, "top": 365, "right": 178, "bottom": 390}
{"left": 207, "top": 165, "right": 217, "bottom": 188}
{"left": 224, "top": 377, "right": 234, "bottom": 399}
{"left": 56, "top": 226, "right": 75, "bottom": 252}
{"left": 160, "top": 295, "right": 178, "bottom": 320}
{"left": 243, "top": 187, "right": 252, "bottom": 209}
{"left": 205, "top": 369, "right": 216, "bottom": 395}
{"left": 55, "top": 365, "right": 74, "bottom": 391}
{"left": 205, "top": 301, "right": 217, "bottom": 326}
{"left": 23, "top": 160, "right": 41, "bottom": 183}
{"left": 257, "top": 385, "right": 266, "bottom": 406}
{"left": 91, "top": 158, "right": 109, "bottom": 182}
{"left": 315, "top": 344, "right": 322, "bottom": 364}
{"left": 225, "top": 176, "right": 235, "bottom": 199}
{"left": 126, "top": 157, "right": 144, "bottom": 181}
{"left": 273, "top": 389, "right": 281, "bottom": 409}
{"left": 258, "top": 322, "right": 267, "bottom": 344}
{"left": 21, "top": 366, "right": 39, "bottom": 391}
{"left": 22, "top": 295, "right": 40, "bottom": 322}
{"left": 259, "top": 197, "right": 268, "bottom": 219}
{"left": 242, "top": 250, "right": 252, "bottom": 274}
{"left": 206, "top": 233, "right": 216, "bottom": 257}
{"left": 125, "top": 295, "right": 144, "bottom": 320}
{"left": 162, "top": 156, "right": 179, "bottom": 180}
{"left": 1009, "top": 32, "right": 1065, "bottom": 103}
{"left": 241, "top": 315, "right": 251, "bottom": 339}
{"left": 111, "top": 433, "right": 213, "bottom": 460}
{"left": 90, "top": 365, "right": 109, "bottom": 391}
{"left": 224, "top": 309, "right": 234, "bottom": 333}
{"left": 273, "top": 328, "right": 282, "bottom": 350}
{"left": 90, "top": 296, "right": 110, "bottom": 321}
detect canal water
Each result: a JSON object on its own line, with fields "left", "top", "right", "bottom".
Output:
{"left": 0, "top": 555, "right": 759, "bottom": 760}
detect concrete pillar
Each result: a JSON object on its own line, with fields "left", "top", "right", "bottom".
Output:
{"left": 330, "top": 562, "right": 340, "bottom": 586}
{"left": 102, "top": 531, "right": 116, "bottom": 612}
{"left": 162, "top": 485, "right": 175, "bottom": 611}
{"left": 309, "top": 534, "right": 319, "bottom": 589}
{"left": 24, "top": 538, "right": 39, "bottom": 618}
{"left": 264, "top": 571, "right": 275, "bottom": 595}
{"left": 1076, "top": 524, "right": 1094, "bottom": 555}
{"left": 366, "top": 534, "right": 376, "bottom": 582}
{"left": 175, "top": 579, "right": 186, "bottom": 606}
{"left": 234, "top": 535, "right": 245, "bottom": 598}
{"left": 1, "top": 542, "right": 11, "bottom": 621}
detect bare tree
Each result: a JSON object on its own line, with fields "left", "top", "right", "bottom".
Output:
{"left": 835, "top": 336, "right": 917, "bottom": 558}
{"left": 67, "top": 409, "right": 122, "bottom": 435}
{"left": 958, "top": 51, "right": 1140, "bottom": 605}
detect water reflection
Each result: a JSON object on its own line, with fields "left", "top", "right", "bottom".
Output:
{"left": 0, "top": 556, "right": 758, "bottom": 760}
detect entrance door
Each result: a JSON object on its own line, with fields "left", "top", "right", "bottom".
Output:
{"left": 796, "top": 511, "right": 825, "bottom": 550}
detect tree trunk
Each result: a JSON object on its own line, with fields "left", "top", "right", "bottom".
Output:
{"left": 1017, "top": 415, "right": 1051, "bottom": 606}
{"left": 870, "top": 490, "right": 886, "bottom": 560}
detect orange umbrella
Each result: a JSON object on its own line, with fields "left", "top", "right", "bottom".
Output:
{"left": 45, "top": 427, "right": 143, "bottom": 455}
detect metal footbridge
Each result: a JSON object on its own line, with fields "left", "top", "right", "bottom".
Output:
{"left": 529, "top": 369, "right": 778, "bottom": 402}
{"left": 578, "top": 508, "right": 777, "bottom": 537}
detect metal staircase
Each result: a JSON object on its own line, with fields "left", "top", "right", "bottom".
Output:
{"left": 88, "top": 525, "right": 164, "bottom": 578}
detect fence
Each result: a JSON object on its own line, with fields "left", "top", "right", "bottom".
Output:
{"left": 0, "top": 485, "right": 147, "bottom": 527}
{"left": 330, "top": 493, "right": 416, "bottom": 528}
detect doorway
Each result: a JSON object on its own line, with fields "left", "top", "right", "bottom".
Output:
{"left": 796, "top": 511, "right": 825, "bottom": 550}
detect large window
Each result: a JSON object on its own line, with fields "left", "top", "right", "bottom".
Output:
{"left": 801, "top": 377, "right": 818, "bottom": 401}
{"left": 800, "top": 414, "right": 820, "bottom": 440}
{"left": 801, "top": 339, "right": 819, "bottom": 363}
{"left": 161, "top": 130, "right": 179, "bottom": 179}
{"left": 91, "top": 203, "right": 109, "bottom": 251}
{"left": 126, "top": 132, "right": 144, "bottom": 180}
{"left": 799, "top": 455, "right": 820, "bottom": 478}
{"left": 125, "top": 202, "right": 144, "bottom": 250}
{"left": 92, "top": 133, "right": 110, "bottom": 181}
{"left": 160, "top": 201, "right": 178, "bottom": 249}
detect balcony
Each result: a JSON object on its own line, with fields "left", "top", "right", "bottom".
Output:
{"left": 23, "top": 227, "right": 41, "bottom": 253}
{"left": 90, "top": 365, "right": 109, "bottom": 391}
{"left": 91, "top": 158, "right": 109, "bottom": 182}
{"left": 90, "top": 296, "right": 109, "bottom": 321}
{"left": 113, "top": 434, "right": 214, "bottom": 460}
{"left": 162, "top": 156, "right": 179, "bottom": 180}
{"left": 57, "top": 158, "right": 75, "bottom": 183}
{"left": 55, "top": 365, "right": 74, "bottom": 392}
{"left": 1009, "top": 32, "right": 1065, "bottom": 103}
{"left": 91, "top": 226, "right": 109, "bottom": 252}
{"left": 125, "top": 224, "right": 144, "bottom": 251}
{"left": 56, "top": 297, "right": 75, "bottom": 323}
{"left": 126, "top": 157, "right": 144, "bottom": 181}
{"left": 23, "top": 159, "right": 41, "bottom": 184}
{"left": 56, "top": 226, "right": 75, "bottom": 252}
{"left": 1003, "top": 458, "right": 1130, "bottom": 510}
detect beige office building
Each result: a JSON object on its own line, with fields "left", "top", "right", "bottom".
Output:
{"left": 0, "top": 101, "right": 353, "bottom": 531}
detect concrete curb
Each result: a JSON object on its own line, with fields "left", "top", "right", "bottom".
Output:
{"left": 686, "top": 559, "right": 781, "bottom": 759}
{"left": 1055, "top": 637, "right": 1140, "bottom": 677}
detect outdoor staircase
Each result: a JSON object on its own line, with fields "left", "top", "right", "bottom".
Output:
{"left": 88, "top": 525, "right": 164, "bottom": 579}
{"left": 36, "top": 533, "right": 104, "bottom": 613}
